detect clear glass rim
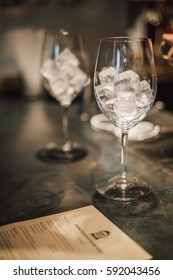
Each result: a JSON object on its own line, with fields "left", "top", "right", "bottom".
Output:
{"left": 100, "top": 36, "right": 151, "bottom": 43}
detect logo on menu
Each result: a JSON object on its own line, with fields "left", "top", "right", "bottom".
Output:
{"left": 90, "top": 230, "right": 110, "bottom": 240}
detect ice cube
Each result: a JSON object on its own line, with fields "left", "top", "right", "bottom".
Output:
{"left": 115, "top": 70, "right": 140, "bottom": 93}
{"left": 44, "top": 48, "right": 88, "bottom": 102}
{"left": 69, "top": 66, "right": 88, "bottom": 93}
{"left": 55, "top": 48, "right": 80, "bottom": 67}
{"left": 51, "top": 60, "right": 75, "bottom": 81}
{"left": 49, "top": 64, "right": 87, "bottom": 98}
{"left": 99, "top": 67, "right": 116, "bottom": 84}
{"left": 117, "top": 91, "right": 137, "bottom": 119}
{"left": 49, "top": 75, "right": 68, "bottom": 97}
{"left": 139, "top": 80, "right": 152, "bottom": 93}
{"left": 136, "top": 80, "right": 154, "bottom": 108}
{"left": 95, "top": 83, "right": 115, "bottom": 103}
{"left": 40, "top": 59, "right": 59, "bottom": 80}
{"left": 54, "top": 48, "right": 87, "bottom": 94}
{"left": 102, "top": 97, "right": 117, "bottom": 114}
{"left": 49, "top": 75, "right": 76, "bottom": 106}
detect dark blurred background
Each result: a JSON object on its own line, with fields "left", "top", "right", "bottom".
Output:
{"left": 0, "top": 0, "right": 173, "bottom": 110}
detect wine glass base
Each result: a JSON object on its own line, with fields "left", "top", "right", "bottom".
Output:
{"left": 96, "top": 175, "right": 151, "bottom": 202}
{"left": 37, "top": 143, "right": 87, "bottom": 163}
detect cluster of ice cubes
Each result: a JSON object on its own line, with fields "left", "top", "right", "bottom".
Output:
{"left": 41, "top": 48, "right": 88, "bottom": 106}
{"left": 95, "top": 66, "right": 154, "bottom": 122}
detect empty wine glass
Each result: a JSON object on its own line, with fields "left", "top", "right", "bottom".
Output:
{"left": 94, "top": 37, "right": 157, "bottom": 201}
{"left": 38, "top": 29, "right": 90, "bottom": 163}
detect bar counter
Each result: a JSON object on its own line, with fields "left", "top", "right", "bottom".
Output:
{"left": 0, "top": 97, "right": 173, "bottom": 260}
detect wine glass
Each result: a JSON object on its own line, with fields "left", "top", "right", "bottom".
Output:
{"left": 94, "top": 37, "right": 157, "bottom": 201}
{"left": 38, "top": 29, "right": 90, "bottom": 163}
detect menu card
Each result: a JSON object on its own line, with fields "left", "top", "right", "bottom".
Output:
{"left": 0, "top": 205, "right": 152, "bottom": 260}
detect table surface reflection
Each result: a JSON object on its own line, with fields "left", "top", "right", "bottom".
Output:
{"left": 0, "top": 98, "right": 173, "bottom": 260}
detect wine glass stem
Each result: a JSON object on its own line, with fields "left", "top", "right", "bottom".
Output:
{"left": 62, "top": 106, "right": 71, "bottom": 150}
{"left": 121, "top": 130, "right": 128, "bottom": 181}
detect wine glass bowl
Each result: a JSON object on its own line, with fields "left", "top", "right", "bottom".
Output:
{"left": 94, "top": 37, "right": 157, "bottom": 201}
{"left": 37, "top": 29, "right": 89, "bottom": 163}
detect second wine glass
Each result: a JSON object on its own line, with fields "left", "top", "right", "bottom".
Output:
{"left": 39, "top": 29, "right": 90, "bottom": 163}
{"left": 94, "top": 37, "right": 157, "bottom": 201}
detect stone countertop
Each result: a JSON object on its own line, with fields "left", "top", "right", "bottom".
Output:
{"left": 0, "top": 98, "right": 173, "bottom": 260}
